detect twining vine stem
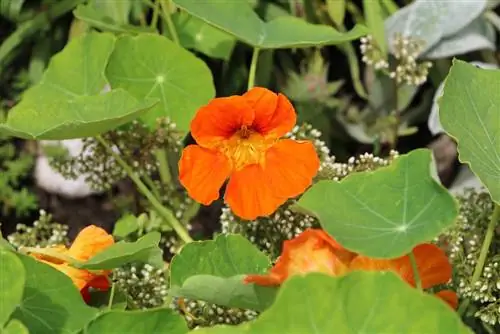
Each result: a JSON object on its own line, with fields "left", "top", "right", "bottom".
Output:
{"left": 408, "top": 251, "right": 422, "bottom": 290}
{"left": 458, "top": 203, "right": 500, "bottom": 315}
{"left": 96, "top": 136, "right": 193, "bottom": 244}
{"left": 247, "top": 47, "right": 261, "bottom": 90}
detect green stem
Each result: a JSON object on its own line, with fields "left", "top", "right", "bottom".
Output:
{"left": 155, "top": 149, "right": 172, "bottom": 185}
{"left": 0, "top": 0, "right": 84, "bottom": 69}
{"left": 408, "top": 251, "right": 422, "bottom": 290}
{"left": 247, "top": 47, "right": 260, "bottom": 90}
{"left": 458, "top": 203, "right": 500, "bottom": 315}
{"left": 150, "top": 0, "right": 160, "bottom": 28}
{"left": 142, "top": 174, "right": 162, "bottom": 199}
{"left": 161, "top": 0, "right": 180, "bottom": 45}
{"left": 107, "top": 283, "right": 116, "bottom": 309}
{"left": 96, "top": 136, "right": 193, "bottom": 244}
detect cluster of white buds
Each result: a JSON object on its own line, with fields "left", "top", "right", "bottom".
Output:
{"left": 389, "top": 33, "right": 432, "bottom": 86}
{"left": 360, "top": 35, "right": 389, "bottom": 70}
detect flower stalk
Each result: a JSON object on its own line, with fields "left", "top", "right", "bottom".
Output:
{"left": 247, "top": 47, "right": 260, "bottom": 90}
{"left": 409, "top": 251, "right": 422, "bottom": 290}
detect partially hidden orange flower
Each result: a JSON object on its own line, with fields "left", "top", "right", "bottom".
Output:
{"left": 245, "top": 228, "right": 458, "bottom": 309}
{"left": 179, "top": 87, "right": 320, "bottom": 220}
{"left": 29, "top": 225, "right": 114, "bottom": 302}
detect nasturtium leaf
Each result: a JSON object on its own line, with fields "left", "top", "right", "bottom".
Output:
{"left": 295, "top": 149, "right": 458, "bottom": 258}
{"left": 169, "top": 234, "right": 276, "bottom": 311}
{"left": 439, "top": 60, "right": 500, "bottom": 203}
{"left": 173, "top": 0, "right": 368, "bottom": 49}
{"left": 0, "top": 250, "right": 25, "bottom": 327}
{"left": 105, "top": 34, "right": 215, "bottom": 132}
{"left": 10, "top": 254, "right": 97, "bottom": 334}
{"left": 172, "top": 11, "right": 236, "bottom": 60}
{"left": 86, "top": 308, "right": 188, "bottom": 334}
{"left": 77, "top": 232, "right": 163, "bottom": 270}
{"left": 194, "top": 272, "right": 472, "bottom": 334}
{"left": 91, "top": 0, "right": 131, "bottom": 25}
{"left": 0, "top": 32, "right": 156, "bottom": 140}
{"left": 74, "top": 4, "right": 155, "bottom": 34}
{"left": 2, "top": 319, "right": 29, "bottom": 334}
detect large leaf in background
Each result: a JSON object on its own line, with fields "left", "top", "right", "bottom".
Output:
{"left": 172, "top": 11, "right": 236, "bottom": 60}
{"left": 77, "top": 232, "right": 163, "bottom": 270}
{"left": 0, "top": 250, "right": 25, "bottom": 327}
{"left": 424, "top": 18, "right": 495, "bottom": 59}
{"left": 439, "top": 60, "right": 500, "bottom": 203}
{"left": 0, "top": 32, "right": 156, "bottom": 140}
{"left": 2, "top": 320, "right": 29, "bottom": 334}
{"left": 106, "top": 34, "right": 215, "bottom": 132}
{"left": 74, "top": 4, "right": 155, "bottom": 34}
{"left": 385, "top": 0, "right": 487, "bottom": 55}
{"left": 194, "top": 272, "right": 472, "bottom": 334}
{"left": 173, "top": 0, "right": 368, "bottom": 49}
{"left": 91, "top": 0, "right": 131, "bottom": 24}
{"left": 10, "top": 254, "right": 97, "bottom": 334}
{"left": 86, "top": 309, "right": 188, "bottom": 334}
{"left": 169, "top": 234, "right": 276, "bottom": 311}
{"left": 296, "top": 149, "right": 458, "bottom": 258}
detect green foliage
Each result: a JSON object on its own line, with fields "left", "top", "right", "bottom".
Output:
{"left": 439, "top": 60, "right": 500, "bottom": 204}
{"left": 0, "top": 250, "right": 25, "bottom": 327}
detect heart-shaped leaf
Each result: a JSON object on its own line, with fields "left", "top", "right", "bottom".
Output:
{"left": 0, "top": 32, "right": 156, "bottom": 140}
{"left": 10, "top": 254, "right": 97, "bottom": 334}
{"left": 86, "top": 308, "right": 188, "bottom": 334}
{"left": 78, "top": 232, "right": 163, "bottom": 270}
{"left": 105, "top": 34, "right": 215, "bottom": 131}
{"left": 438, "top": 60, "right": 500, "bottom": 203}
{"left": 295, "top": 149, "right": 458, "bottom": 258}
{"left": 173, "top": 0, "right": 368, "bottom": 49}
{"left": 194, "top": 272, "right": 472, "bottom": 333}
{"left": 0, "top": 250, "right": 25, "bottom": 327}
{"left": 169, "top": 234, "right": 275, "bottom": 311}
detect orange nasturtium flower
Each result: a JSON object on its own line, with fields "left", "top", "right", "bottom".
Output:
{"left": 245, "top": 229, "right": 458, "bottom": 309}
{"left": 29, "top": 225, "right": 114, "bottom": 302}
{"left": 179, "top": 87, "right": 320, "bottom": 220}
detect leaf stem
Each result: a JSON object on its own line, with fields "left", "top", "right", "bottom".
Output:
{"left": 247, "top": 47, "right": 260, "bottom": 90}
{"left": 96, "top": 136, "right": 193, "bottom": 244}
{"left": 107, "top": 282, "right": 116, "bottom": 309}
{"left": 408, "top": 251, "right": 422, "bottom": 290}
{"left": 161, "top": 0, "right": 180, "bottom": 45}
{"left": 150, "top": 0, "right": 161, "bottom": 28}
{"left": 458, "top": 203, "right": 500, "bottom": 315}
{"left": 155, "top": 149, "right": 172, "bottom": 185}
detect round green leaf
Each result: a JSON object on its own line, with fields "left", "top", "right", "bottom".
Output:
{"left": 105, "top": 34, "right": 215, "bottom": 131}
{"left": 169, "top": 234, "right": 275, "bottom": 311}
{"left": 10, "top": 254, "right": 97, "bottom": 334}
{"left": 0, "top": 250, "right": 25, "bottom": 327}
{"left": 3, "top": 319, "right": 29, "bottom": 334}
{"left": 0, "top": 31, "right": 156, "bottom": 140}
{"left": 194, "top": 272, "right": 472, "bottom": 334}
{"left": 173, "top": 0, "right": 368, "bottom": 49}
{"left": 439, "top": 60, "right": 500, "bottom": 204}
{"left": 295, "top": 149, "right": 458, "bottom": 258}
{"left": 86, "top": 309, "right": 188, "bottom": 334}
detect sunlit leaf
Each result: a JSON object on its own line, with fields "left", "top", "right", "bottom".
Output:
{"left": 0, "top": 32, "right": 156, "bottom": 140}
{"left": 0, "top": 250, "right": 25, "bottom": 327}
{"left": 439, "top": 60, "right": 500, "bottom": 203}
{"left": 295, "top": 149, "right": 458, "bottom": 258}
{"left": 194, "top": 272, "right": 472, "bottom": 333}
{"left": 169, "top": 234, "right": 276, "bottom": 311}
{"left": 173, "top": 0, "right": 368, "bottom": 49}
{"left": 86, "top": 308, "right": 188, "bottom": 333}
{"left": 2, "top": 319, "right": 29, "bottom": 334}
{"left": 77, "top": 232, "right": 163, "bottom": 270}
{"left": 105, "top": 34, "right": 215, "bottom": 131}
{"left": 10, "top": 254, "right": 97, "bottom": 334}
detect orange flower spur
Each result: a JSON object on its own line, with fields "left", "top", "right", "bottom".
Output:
{"left": 245, "top": 228, "right": 458, "bottom": 309}
{"left": 179, "top": 87, "right": 320, "bottom": 220}
{"left": 28, "top": 225, "right": 114, "bottom": 302}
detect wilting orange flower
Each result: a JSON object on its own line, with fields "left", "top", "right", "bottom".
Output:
{"left": 179, "top": 87, "right": 320, "bottom": 220}
{"left": 245, "top": 229, "right": 458, "bottom": 309}
{"left": 30, "top": 225, "right": 114, "bottom": 302}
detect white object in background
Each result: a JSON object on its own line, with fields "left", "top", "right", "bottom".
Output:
{"left": 449, "top": 164, "right": 486, "bottom": 196}
{"left": 35, "top": 139, "right": 102, "bottom": 198}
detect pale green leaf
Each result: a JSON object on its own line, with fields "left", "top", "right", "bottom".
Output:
{"left": 0, "top": 250, "right": 25, "bottom": 327}
{"left": 2, "top": 319, "right": 29, "bottom": 334}
{"left": 105, "top": 34, "right": 215, "bottom": 131}
{"left": 326, "top": 0, "right": 346, "bottom": 26}
{"left": 439, "top": 60, "right": 500, "bottom": 203}
{"left": 173, "top": 0, "right": 368, "bottom": 49}
{"left": 364, "top": 0, "right": 387, "bottom": 55}
{"left": 194, "top": 272, "right": 472, "bottom": 333}
{"left": 295, "top": 149, "right": 458, "bottom": 258}
{"left": 86, "top": 308, "right": 188, "bottom": 334}
{"left": 0, "top": 32, "right": 156, "bottom": 140}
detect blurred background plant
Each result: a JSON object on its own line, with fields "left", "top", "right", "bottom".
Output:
{"left": 1, "top": 0, "right": 499, "bottom": 331}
